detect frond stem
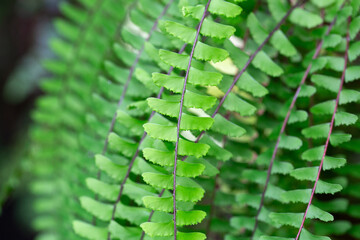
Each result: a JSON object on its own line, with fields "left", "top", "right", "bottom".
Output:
{"left": 101, "top": 0, "right": 174, "bottom": 158}
{"left": 181, "top": 0, "right": 304, "bottom": 163}
{"left": 172, "top": 1, "right": 212, "bottom": 239}
{"left": 251, "top": 5, "right": 344, "bottom": 238}
{"left": 105, "top": 42, "right": 185, "bottom": 238}
{"left": 295, "top": 16, "right": 350, "bottom": 240}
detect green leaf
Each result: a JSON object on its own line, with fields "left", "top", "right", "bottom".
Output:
{"left": 108, "top": 133, "right": 138, "bottom": 157}
{"left": 302, "top": 146, "right": 325, "bottom": 162}
{"left": 54, "top": 18, "right": 79, "bottom": 41}
{"left": 289, "top": 110, "right": 308, "bottom": 124}
{"left": 108, "top": 221, "right": 143, "bottom": 240}
{"left": 316, "top": 180, "right": 343, "bottom": 194}
{"left": 159, "top": 50, "right": 193, "bottom": 70}
{"left": 209, "top": 0, "right": 242, "bottom": 18}
{"left": 323, "top": 156, "right": 346, "bottom": 170}
{"left": 179, "top": 139, "right": 210, "bottom": 158}
{"left": 194, "top": 41, "right": 229, "bottom": 63}
{"left": 184, "top": 90, "right": 218, "bottom": 110}
{"left": 140, "top": 221, "right": 173, "bottom": 237}
{"left": 266, "top": 184, "right": 286, "bottom": 201}
{"left": 299, "top": 85, "right": 316, "bottom": 97}
{"left": 281, "top": 189, "right": 311, "bottom": 203}
{"left": 302, "top": 123, "right": 330, "bottom": 139}
{"left": 177, "top": 231, "right": 206, "bottom": 240}
{"left": 345, "top": 66, "right": 360, "bottom": 83}
{"left": 311, "top": 74, "right": 339, "bottom": 93}
{"left": 73, "top": 221, "right": 107, "bottom": 240}
{"left": 117, "top": 110, "right": 146, "bottom": 136}
{"left": 95, "top": 154, "right": 127, "bottom": 181}
{"left": 307, "top": 205, "right": 334, "bottom": 222}
{"left": 340, "top": 89, "right": 360, "bottom": 104}
{"left": 278, "top": 135, "right": 303, "bottom": 150}
{"left": 104, "top": 61, "right": 128, "bottom": 84}
{"left": 142, "top": 172, "right": 173, "bottom": 189}
{"left": 199, "top": 135, "right": 233, "bottom": 161}
{"left": 291, "top": 167, "right": 318, "bottom": 181}
{"left": 349, "top": 41, "right": 360, "bottom": 62}
{"left": 123, "top": 180, "right": 157, "bottom": 205}
{"left": 176, "top": 184, "right": 205, "bottom": 202}
{"left": 290, "top": 9, "right": 323, "bottom": 28}
{"left": 188, "top": 68, "right": 223, "bottom": 86}
{"left": 143, "top": 148, "right": 174, "bottom": 166}
{"left": 223, "top": 93, "right": 257, "bottom": 116}
{"left": 273, "top": 161, "right": 294, "bottom": 175}
{"left": 252, "top": 51, "right": 284, "bottom": 77}
{"left": 270, "top": 212, "right": 302, "bottom": 227}
{"left": 270, "top": 30, "right": 297, "bottom": 57}
{"left": 143, "top": 196, "right": 173, "bottom": 212}
{"left": 325, "top": 56, "right": 345, "bottom": 72}
{"left": 311, "top": 0, "right": 335, "bottom": 8}
{"left": 147, "top": 98, "right": 179, "bottom": 118}
{"left": 268, "top": 0, "right": 289, "bottom": 22}
{"left": 144, "top": 123, "right": 177, "bottom": 142}
{"left": 177, "top": 160, "right": 205, "bottom": 177}
{"left": 270, "top": 205, "right": 333, "bottom": 228}
{"left": 144, "top": 42, "right": 169, "bottom": 71}
{"left": 335, "top": 111, "right": 358, "bottom": 126}
{"left": 237, "top": 72, "right": 269, "bottom": 97}
{"left": 79, "top": 197, "right": 112, "bottom": 221}
{"left": 322, "top": 34, "right": 342, "bottom": 48}
{"left": 163, "top": 20, "right": 196, "bottom": 44}
{"left": 311, "top": 100, "right": 335, "bottom": 115}
{"left": 299, "top": 228, "right": 331, "bottom": 240}
{"left": 350, "top": 16, "right": 360, "bottom": 39}
{"left": 177, "top": 210, "right": 206, "bottom": 226}
{"left": 247, "top": 13, "right": 268, "bottom": 44}
{"left": 86, "top": 178, "right": 117, "bottom": 201}
{"left": 183, "top": 7, "right": 236, "bottom": 39}
{"left": 330, "top": 133, "right": 352, "bottom": 146}
{"left": 211, "top": 114, "right": 246, "bottom": 138}
{"left": 153, "top": 71, "right": 221, "bottom": 93}
{"left": 181, "top": 114, "right": 214, "bottom": 131}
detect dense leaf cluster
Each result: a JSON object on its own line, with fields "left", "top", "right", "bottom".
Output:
{"left": 11, "top": 0, "right": 360, "bottom": 239}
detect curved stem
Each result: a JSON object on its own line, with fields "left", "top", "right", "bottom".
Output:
{"left": 86, "top": 0, "right": 175, "bottom": 236}
{"left": 143, "top": 0, "right": 304, "bottom": 236}
{"left": 172, "top": 1, "right": 212, "bottom": 239}
{"left": 91, "top": 0, "right": 172, "bottom": 189}
{"left": 105, "top": 43, "right": 185, "bottom": 238}
{"left": 295, "top": 16, "right": 350, "bottom": 240}
{"left": 250, "top": 5, "right": 345, "bottom": 238}
{"left": 100, "top": 0, "right": 174, "bottom": 159}
{"left": 181, "top": 0, "right": 304, "bottom": 163}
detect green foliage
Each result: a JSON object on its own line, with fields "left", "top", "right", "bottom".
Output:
{"left": 5, "top": 0, "right": 360, "bottom": 240}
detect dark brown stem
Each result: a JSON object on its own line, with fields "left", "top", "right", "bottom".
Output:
{"left": 295, "top": 16, "right": 350, "bottom": 240}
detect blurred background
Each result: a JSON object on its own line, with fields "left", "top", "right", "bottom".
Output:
{"left": 0, "top": 0, "right": 60, "bottom": 238}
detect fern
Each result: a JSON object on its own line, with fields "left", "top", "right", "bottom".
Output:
{"left": 3, "top": 0, "right": 360, "bottom": 240}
